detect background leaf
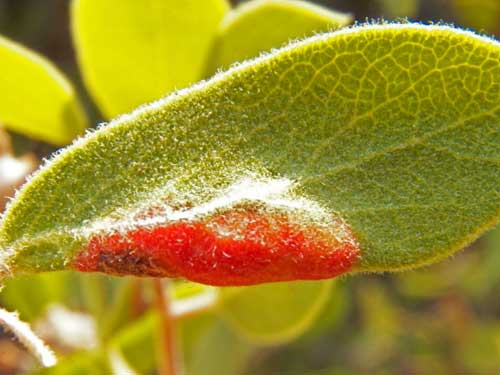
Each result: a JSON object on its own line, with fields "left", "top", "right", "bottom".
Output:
{"left": 208, "top": 0, "right": 351, "bottom": 72}
{"left": 184, "top": 317, "right": 252, "bottom": 375}
{"left": 1, "top": 24, "right": 499, "bottom": 281}
{"left": 111, "top": 311, "right": 253, "bottom": 375}
{"left": 295, "top": 280, "right": 347, "bottom": 343}
{"left": 32, "top": 350, "right": 111, "bottom": 375}
{"left": 218, "top": 280, "right": 332, "bottom": 344}
{"left": 111, "top": 312, "right": 157, "bottom": 374}
{"left": 71, "top": 0, "right": 229, "bottom": 118}
{"left": 0, "top": 35, "right": 87, "bottom": 145}
{"left": 0, "top": 272, "right": 69, "bottom": 322}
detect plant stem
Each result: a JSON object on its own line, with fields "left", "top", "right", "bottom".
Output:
{"left": 130, "top": 278, "right": 147, "bottom": 317}
{"left": 0, "top": 308, "right": 56, "bottom": 367}
{"left": 153, "top": 279, "right": 181, "bottom": 375}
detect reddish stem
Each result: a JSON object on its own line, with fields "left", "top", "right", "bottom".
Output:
{"left": 130, "top": 279, "right": 147, "bottom": 318}
{"left": 153, "top": 279, "right": 181, "bottom": 375}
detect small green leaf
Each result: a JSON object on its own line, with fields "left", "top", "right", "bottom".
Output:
{"left": 110, "top": 312, "right": 158, "bottom": 374}
{"left": 0, "top": 24, "right": 499, "bottom": 281}
{"left": 71, "top": 0, "right": 229, "bottom": 118}
{"left": 185, "top": 318, "right": 252, "bottom": 375}
{"left": 100, "top": 278, "right": 142, "bottom": 341}
{"left": 297, "top": 280, "right": 348, "bottom": 342}
{"left": 209, "top": 0, "right": 351, "bottom": 72}
{"left": 356, "top": 280, "right": 402, "bottom": 361}
{"left": 0, "top": 272, "right": 69, "bottom": 322}
{"left": 0, "top": 35, "right": 87, "bottom": 145}
{"left": 218, "top": 280, "right": 332, "bottom": 344}
{"left": 180, "top": 313, "right": 219, "bottom": 369}
{"left": 32, "top": 350, "right": 111, "bottom": 375}
{"left": 110, "top": 312, "right": 251, "bottom": 375}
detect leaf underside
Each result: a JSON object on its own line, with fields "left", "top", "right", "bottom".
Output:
{"left": 0, "top": 24, "right": 499, "bottom": 283}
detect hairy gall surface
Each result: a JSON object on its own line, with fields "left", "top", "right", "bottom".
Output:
{"left": 73, "top": 208, "right": 359, "bottom": 286}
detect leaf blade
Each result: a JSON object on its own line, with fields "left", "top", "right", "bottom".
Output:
{"left": 1, "top": 24, "right": 499, "bottom": 281}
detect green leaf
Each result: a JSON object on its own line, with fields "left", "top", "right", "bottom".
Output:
{"left": 208, "top": 0, "right": 351, "bottom": 72}
{"left": 0, "top": 35, "right": 87, "bottom": 145}
{"left": 0, "top": 24, "right": 499, "bottom": 280}
{"left": 110, "top": 312, "right": 251, "bottom": 375}
{"left": 355, "top": 279, "right": 402, "bottom": 364}
{"left": 185, "top": 318, "right": 252, "bottom": 375}
{"left": 32, "top": 350, "right": 111, "bottom": 375}
{"left": 0, "top": 272, "right": 69, "bottom": 322}
{"left": 297, "top": 280, "right": 348, "bottom": 342}
{"left": 100, "top": 278, "right": 142, "bottom": 341}
{"left": 180, "top": 313, "right": 219, "bottom": 369}
{"left": 110, "top": 312, "right": 158, "bottom": 374}
{"left": 218, "top": 280, "right": 332, "bottom": 344}
{"left": 71, "top": 0, "right": 229, "bottom": 118}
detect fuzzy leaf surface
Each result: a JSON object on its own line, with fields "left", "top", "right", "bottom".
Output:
{"left": 208, "top": 0, "right": 351, "bottom": 72}
{"left": 1, "top": 24, "right": 499, "bottom": 280}
{"left": 71, "top": 0, "right": 229, "bottom": 118}
{"left": 0, "top": 35, "right": 87, "bottom": 145}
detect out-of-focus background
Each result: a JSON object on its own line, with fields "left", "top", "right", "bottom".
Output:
{"left": 0, "top": 0, "right": 499, "bottom": 374}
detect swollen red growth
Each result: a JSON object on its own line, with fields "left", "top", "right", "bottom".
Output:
{"left": 73, "top": 209, "right": 360, "bottom": 286}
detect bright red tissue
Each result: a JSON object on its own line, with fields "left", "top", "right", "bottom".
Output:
{"left": 73, "top": 209, "right": 360, "bottom": 286}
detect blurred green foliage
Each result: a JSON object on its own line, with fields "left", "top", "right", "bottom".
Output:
{"left": 0, "top": 0, "right": 499, "bottom": 374}
{"left": 72, "top": 0, "right": 229, "bottom": 118}
{"left": 0, "top": 35, "right": 87, "bottom": 145}
{"left": 207, "top": 0, "right": 351, "bottom": 72}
